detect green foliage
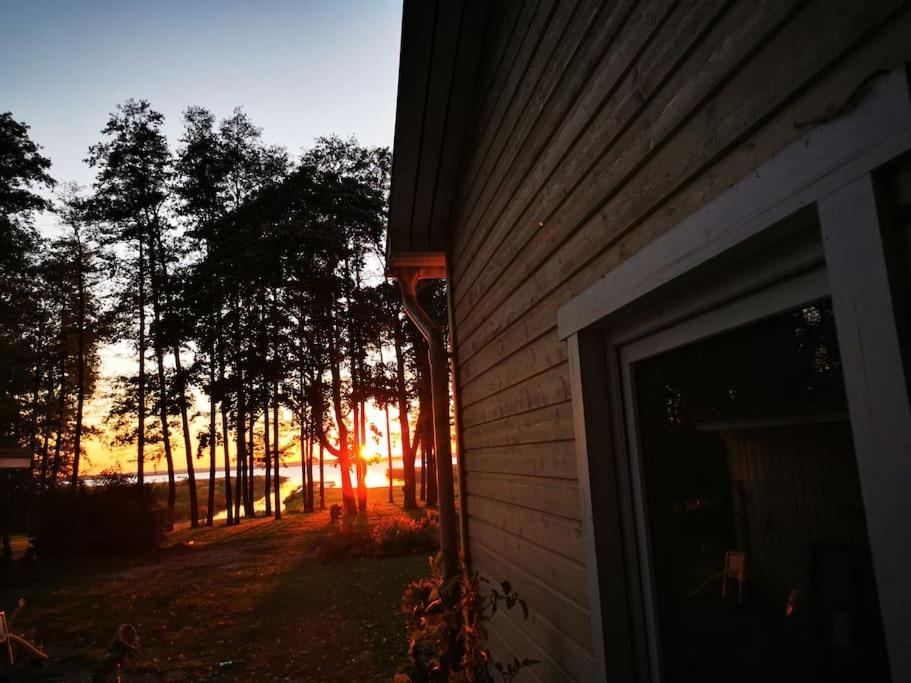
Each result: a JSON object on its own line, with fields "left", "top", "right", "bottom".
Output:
{"left": 0, "top": 111, "right": 55, "bottom": 217}
{"left": 398, "top": 557, "right": 538, "bottom": 682}
{"left": 0, "top": 111, "right": 55, "bottom": 447}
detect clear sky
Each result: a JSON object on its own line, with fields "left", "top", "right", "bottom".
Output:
{"left": 0, "top": 0, "right": 402, "bottom": 194}
{"left": 0, "top": 0, "right": 403, "bottom": 474}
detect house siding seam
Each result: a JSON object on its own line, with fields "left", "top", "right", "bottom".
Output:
{"left": 447, "top": 1, "right": 911, "bottom": 678}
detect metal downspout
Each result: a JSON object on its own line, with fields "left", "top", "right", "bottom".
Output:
{"left": 398, "top": 268, "right": 459, "bottom": 578}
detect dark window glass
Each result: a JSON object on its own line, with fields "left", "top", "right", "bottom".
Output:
{"left": 876, "top": 153, "right": 911, "bottom": 396}
{"left": 633, "top": 299, "right": 890, "bottom": 683}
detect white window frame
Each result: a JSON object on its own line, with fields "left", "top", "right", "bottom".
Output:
{"left": 559, "top": 66, "right": 911, "bottom": 682}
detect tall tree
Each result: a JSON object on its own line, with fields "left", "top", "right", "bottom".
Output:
{"left": 174, "top": 106, "right": 230, "bottom": 526}
{"left": 0, "top": 112, "right": 55, "bottom": 451}
{"left": 87, "top": 99, "right": 170, "bottom": 488}
{"left": 53, "top": 187, "right": 104, "bottom": 484}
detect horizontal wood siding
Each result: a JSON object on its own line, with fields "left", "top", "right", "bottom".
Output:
{"left": 449, "top": 1, "right": 911, "bottom": 677}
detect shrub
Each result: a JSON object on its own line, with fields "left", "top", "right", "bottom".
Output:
{"left": 313, "top": 515, "right": 439, "bottom": 561}
{"left": 313, "top": 526, "right": 376, "bottom": 562}
{"left": 33, "top": 478, "right": 166, "bottom": 556}
{"left": 371, "top": 516, "right": 439, "bottom": 557}
{"left": 397, "top": 555, "right": 538, "bottom": 682}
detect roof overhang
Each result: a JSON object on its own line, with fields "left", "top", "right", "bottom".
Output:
{"left": 385, "top": 0, "right": 488, "bottom": 269}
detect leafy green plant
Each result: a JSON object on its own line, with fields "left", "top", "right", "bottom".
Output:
{"left": 397, "top": 554, "right": 538, "bottom": 682}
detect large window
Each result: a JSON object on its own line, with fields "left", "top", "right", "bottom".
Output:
{"left": 629, "top": 298, "right": 889, "bottom": 681}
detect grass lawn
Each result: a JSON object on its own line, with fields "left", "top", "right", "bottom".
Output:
{"left": 1, "top": 487, "right": 434, "bottom": 681}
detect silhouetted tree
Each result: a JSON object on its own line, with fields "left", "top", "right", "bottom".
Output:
{"left": 87, "top": 99, "right": 170, "bottom": 489}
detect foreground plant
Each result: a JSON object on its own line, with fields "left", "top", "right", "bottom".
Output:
{"left": 398, "top": 555, "right": 538, "bottom": 682}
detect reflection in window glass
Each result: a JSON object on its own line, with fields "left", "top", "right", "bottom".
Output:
{"left": 633, "top": 299, "right": 890, "bottom": 682}
{"left": 876, "top": 153, "right": 911, "bottom": 394}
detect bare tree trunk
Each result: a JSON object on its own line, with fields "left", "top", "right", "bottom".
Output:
{"left": 219, "top": 345, "right": 233, "bottom": 526}
{"left": 392, "top": 325, "right": 417, "bottom": 507}
{"left": 344, "top": 258, "right": 367, "bottom": 515}
{"left": 264, "top": 392, "right": 272, "bottom": 517}
{"left": 155, "top": 229, "right": 198, "bottom": 527}
{"left": 207, "top": 368, "right": 217, "bottom": 527}
{"left": 354, "top": 400, "right": 367, "bottom": 514}
{"left": 174, "top": 350, "right": 198, "bottom": 528}
{"left": 137, "top": 237, "right": 146, "bottom": 485}
{"left": 247, "top": 412, "right": 255, "bottom": 513}
{"left": 148, "top": 235, "right": 176, "bottom": 520}
{"left": 426, "top": 442, "right": 438, "bottom": 507}
{"left": 50, "top": 343, "right": 67, "bottom": 487}
{"left": 384, "top": 404, "right": 393, "bottom": 504}
{"left": 235, "top": 401, "right": 244, "bottom": 522}
{"left": 419, "top": 441, "right": 426, "bottom": 502}
{"left": 38, "top": 365, "right": 56, "bottom": 490}
{"left": 71, "top": 236, "right": 86, "bottom": 485}
{"left": 50, "top": 388, "right": 65, "bottom": 486}
{"left": 300, "top": 428, "right": 313, "bottom": 512}
{"left": 153, "top": 347, "right": 175, "bottom": 521}
{"left": 306, "top": 438, "right": 314, "bottom": 513}
{"left": 358, "top": 400, "right": 367, "bottom": 509}
{"left": 327, "top": 323, "right": 357, "bottom": 516}
{"left": 298, "top": 383, "right": 309, "bottom": 514}
{"left": 319, "top": 441, "right": 325, "bottom": 510}
{"left": 273, "top": 381, "right": 281, "bottom": 519}
{"left": 221, "top": 399, "right": 233, "bottom": 526}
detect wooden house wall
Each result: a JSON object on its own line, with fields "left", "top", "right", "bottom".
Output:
{"left": 446, "top": 1, "right": 911, "bottom": 679}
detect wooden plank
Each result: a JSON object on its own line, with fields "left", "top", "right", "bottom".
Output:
{"left": 455, "top": 1, "right": 911, "bottom": 369}
{"left": 450, "top": 0, "right": 561, "bottom": 223}
{"left": 461, "top": 361, "right": 570, "bottom": 426}
{"left": 408, "top": 0, "right": 466, "bottom": 250}
{"left": 467, "top": 494, "right": 586, "bottom": 562}
{"left": 454, "top": 0, "right": 788, "bottom": 344}
{"left": 459, "top": 328, "right": 565, "bottom": 406}
{"left": 465, "top": 470, "right": 582, "bottom": 521}
{"left": 470, "top": 540, "right": 596, "bottom": 669}
{"left": 451, "top": 0, "right": 678, "bottom": 290}
{"left": 469, "top": 516, "right": 588, "bottom": 605}
{"left": 463, "top": 441, "right": 579, "bottom": 480}
{"left": 459, "top": 300, "right": 564, "bottom": 385}
{"left": 427, "top": 0, "right": 489, "bottom": 242}
{"left": 486, "top": 628, "right": 545, "bottom": 683}
{"left": 452, "top": 0, "right": 620, "bottom": 266}
{"left": 451, "top": 0, "right": 589, "bottom": 252}
{"left": 452, "top": 0, "right": 731, "bottom": 310}
{"left": 454, "top": 0, "right": 544, "bottom": 194}
{"left": 461, "top": 400, "right": 575, "bottom": 450}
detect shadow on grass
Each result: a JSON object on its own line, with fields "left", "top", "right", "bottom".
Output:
{"left": 1, "top": 489, "right": 434, "bottom": 681}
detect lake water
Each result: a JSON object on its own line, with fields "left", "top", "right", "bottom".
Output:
{"left": 113, "top": 459, "right": 416, "bottom": 490}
